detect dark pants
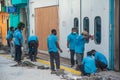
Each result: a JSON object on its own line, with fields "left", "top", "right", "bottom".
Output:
{"left": 70, "top": 50, "right": 75, "bottom": 65}
{"left": 49, "top": 52, "right": 60, "bottom": 71}
{"left": 15, "top": 45, "right": 22, "bottom": 62}
{"left": 7, "top": 40, "right": 10, "bottom": 47}
{"left": 28, "top": 41, "right": 38, "bottom": 61}
{"left": 95, "top": 60, "right": 107, "bottom": 70}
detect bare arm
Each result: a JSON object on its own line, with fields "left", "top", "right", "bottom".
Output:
{"left": 67, "top": 41, "right": 69, "bottom": 48}
{"left": 56, "top": 42, "right": 62, "bottom": 53}
{"left": 84, "top": 35, "right": 89, "bottom": 43}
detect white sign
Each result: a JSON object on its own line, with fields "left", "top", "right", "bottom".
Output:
{"left": 0, "top": 3, "right": 1, "bottom": 12}
{"left": 5, "top": 0, "right": 12, "bottom": 6}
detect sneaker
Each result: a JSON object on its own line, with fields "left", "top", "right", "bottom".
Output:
{"left": 71, "top": 65, "right": 74, "bottom": 68}
{"left": 75, "top": 65, "right": 80, "bottom": 71}
{"left": 51, "top": 70, "right": 56, "bottom": 74}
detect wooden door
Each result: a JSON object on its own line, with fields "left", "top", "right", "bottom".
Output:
{"left": 35, "top": 6, "right": 59, "bottom": 51}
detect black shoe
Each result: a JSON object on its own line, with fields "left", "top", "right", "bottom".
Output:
{"left": 71, "top": 65, "right": 74, "bottom": 68}
{"left": 75, "top": 65, "right": 80, "bottom": 71}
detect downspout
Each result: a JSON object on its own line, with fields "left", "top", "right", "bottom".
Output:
{"left": 109, "top": 0, "right": 114, "bottom": 70}
{"left": 26, "top": 0, "right": 30, "bottom": 38}
{"left": 80, "top": 0, "right": 82, "bottom": 33}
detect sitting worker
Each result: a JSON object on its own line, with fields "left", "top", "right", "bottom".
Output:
{"left": 80, "top": 51, "right": 97, "bottom": 76}
{"left": 28, "top": 35, "right": 39, "bottom": 62}
{"left": 91, "top": 49, "right": 108, "bottom": 71}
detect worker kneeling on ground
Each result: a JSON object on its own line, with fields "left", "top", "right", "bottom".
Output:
{"left": 28, "top": 35, "right": 39, "bottom": 62}
{"left": 80, "top": 51, "right": 97, "bottom": 76}
{"left": 91, "top": 49, "right": 108, "bottom": 71}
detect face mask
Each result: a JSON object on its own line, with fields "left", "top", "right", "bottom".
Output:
{"left": 72, "top": 32, "right": 77, "bottom": 34}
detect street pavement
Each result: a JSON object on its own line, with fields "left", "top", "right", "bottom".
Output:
{"left": 0, "top": 56, "right": 62, "bottom": 80}
{"left": 0, "top": 51, "right": 120, "bottom": 80}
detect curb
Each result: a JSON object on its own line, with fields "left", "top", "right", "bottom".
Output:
{"left": 0, "top": 54, "right": 81, "bottom": 75}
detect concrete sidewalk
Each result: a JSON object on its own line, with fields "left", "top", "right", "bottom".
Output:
{"left": 37, "top": 52, "right": 120, "bottom": 80}
{"left": 0, "top": 50, "right": 120, "bottom": 80}
{"left": 0, "top": 56, "right": 62, "bottom": 80}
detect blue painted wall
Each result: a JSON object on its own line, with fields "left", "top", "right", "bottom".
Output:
{"left": 10, "top": 0, "right": 28, "bottom": 28}
{"left": 10, "top": 13, "right": 20, "bottom": 28}
{"left": 12, "top": 0, "right": 28, "bottom": 5}
{"left": 109, "top": 0, "right": 114, "bottom": 70}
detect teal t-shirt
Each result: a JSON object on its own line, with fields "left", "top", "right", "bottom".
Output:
{"left": 47, "top": 34, "right": 58, "bottom": 53}
{"left": 28, "top": 35, "right": 38, "bottom": 43}
{"left": 82, "top": 56, "right": 97, "bottom": 74}
{"left": 67, "top": 33, "right": 78, "bottom": 50}
{"left": 75, "top": 34, "right": 86, "bottom": 54}
{"left": 14, "top": 29, "right": 24, "bottom": 46}
{"left": 94, "top": 52, "right": 108, "bottom": 65}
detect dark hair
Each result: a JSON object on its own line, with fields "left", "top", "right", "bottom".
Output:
{"left": 91, "top": 49, "right": 96, "bottom": 53}
{"left": 10, "top": 26, "right": 14, "bottom": 31}
{"left": 51, "top": 29, "right": 56, "bottom": 33}
{"left": 72, "top": 27, "right": 77, "bottom": 31}
{"left": 87, "top": 51, "right": 92, "bottom": 56}
{"left": 15, "top": 28, "right": 17, "bottom": 30}
{"left": 17, "top": 22, "right": 25, "bottom": 29}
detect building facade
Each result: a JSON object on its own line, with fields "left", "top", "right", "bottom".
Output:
{"left": 29, "top": 0, "right": 119, "bottom": 71}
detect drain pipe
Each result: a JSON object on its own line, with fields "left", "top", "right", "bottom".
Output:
{"left": 80, "top": 0, "right": 82, "bottom": 34}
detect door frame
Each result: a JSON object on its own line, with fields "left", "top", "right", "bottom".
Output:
{"left": 114, "top": 0, "right": 120, "bottom": 71}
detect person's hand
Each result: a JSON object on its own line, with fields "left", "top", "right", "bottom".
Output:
{"left": 21, "top": 47, "right": 24, "bottom": 51}
{"left": 89, "top": 35, "right": 94, "bottom": 40}
{"left": 67, "top": 48, "right": 70, "bottom": 53}
{"left": 59, "top": 49, "right": 63, "bottom": 53}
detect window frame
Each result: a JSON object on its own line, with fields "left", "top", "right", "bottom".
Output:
{"left": 83, "top": 17, "right": 89, "bottom": 34}
{"left": 74, "top": 17, "right": 79, "bottom": 34}
{"left": 94, "top": 16, "right": 102, "bottom": 44}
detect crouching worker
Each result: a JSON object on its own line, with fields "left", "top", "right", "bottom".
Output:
{"left": 28, "top": 35, "right": 39, "bottom": 62}
{"left": 91, "top": 49, "right": 108, "bottom": 71}
{"left": 80, "top": 51, "right": 97, "bottom": 76}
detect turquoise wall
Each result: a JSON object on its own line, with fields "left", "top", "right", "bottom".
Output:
{"left": 10, "top": 13, "right": 20, "bottom": 28}
{"left": 109, "top": 0, "right": 114, "bottom": 70}
{"left": 12, "top": 0, "right": 28, "bottom": 5}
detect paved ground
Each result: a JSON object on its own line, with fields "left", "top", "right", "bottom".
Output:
{"left": 0, "top": 50, "right": 120, "bottom": 80}
{"left": 0, "top": 56, "right": 62, "bottom": 80}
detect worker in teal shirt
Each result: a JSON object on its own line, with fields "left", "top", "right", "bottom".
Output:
{"left": 80, "top": 51, "right": 97, "bottom": 76}
{"left": 14, "top": 22, "right": 25, "bottom": 65}
{"left": 75, "top": 31, "right": 94, "bottom": 70}
{"left": 28, "top": 35, "right": 38, "bottom": 43}
{"left": 91, "top": 49, "right": 108, "bottom": 71}
{"left": 14, "top": 29, "right": 24, "bottom": 46}
{"left": 6, "top": 27, "right": 14, "bottom": 47}
{"left": 67, "top": 28, "right": 78, "bottom": 67}
{"left": 75, "top": 31, "right": 89, "bottom": 70}
{"left": 47, "top": 29, "right": 62, "bottom": 74}
{"left": 28, "top": 35, "right": 39, "bottom": 61}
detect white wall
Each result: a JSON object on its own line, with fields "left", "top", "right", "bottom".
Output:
{"left": 59, "top": 0, "right": 80, "bottom": 58}
{"left": 29, "top": 0, "right": 80, "bottom": 58}
{"left": 81, "top": 0, "right": 110, "bottom": 64}
{"left": 29, "top": 0, "right": 110, "bottom": 62}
